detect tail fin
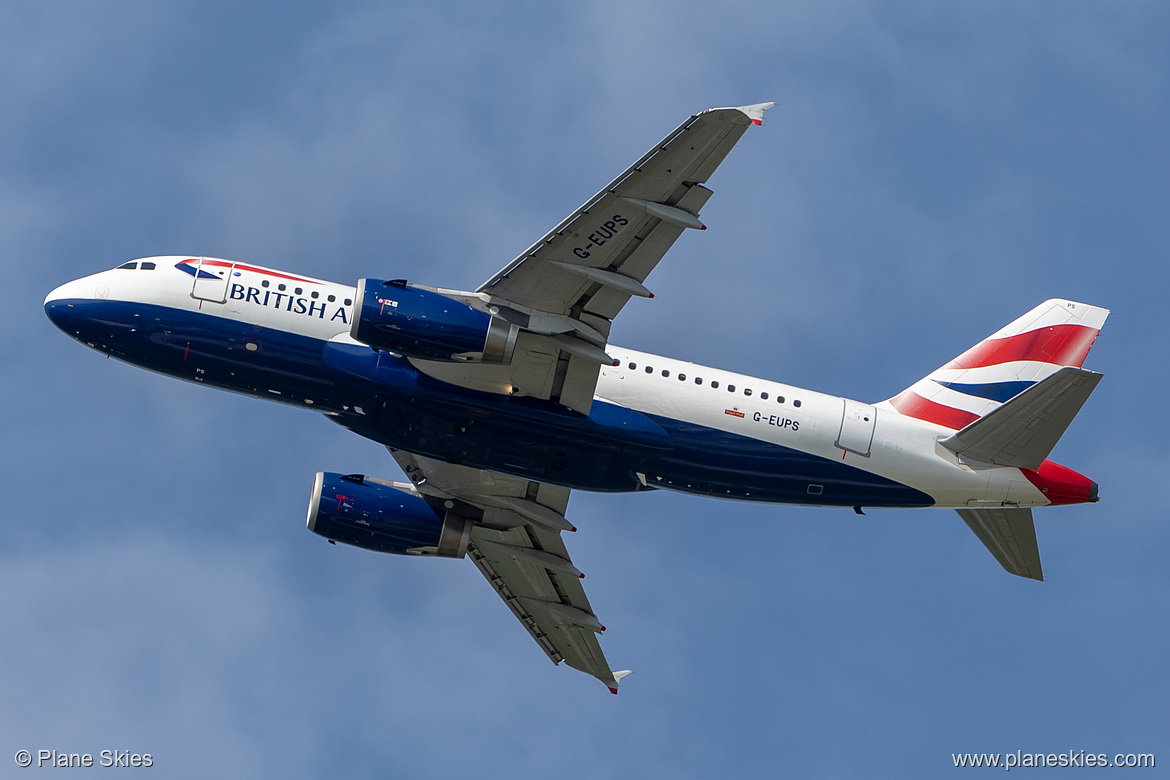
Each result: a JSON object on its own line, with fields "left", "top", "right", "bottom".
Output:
{"left": 881, "top": 299, "right": 1109, "bottom": 430}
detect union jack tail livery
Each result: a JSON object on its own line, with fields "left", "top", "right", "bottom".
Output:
{"left": 883, "top": 299, "right": 1109, "bottom": 431}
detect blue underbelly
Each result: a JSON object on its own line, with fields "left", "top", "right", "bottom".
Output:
{"left": 50, "top": 299, "right": 932, "bottom": 508}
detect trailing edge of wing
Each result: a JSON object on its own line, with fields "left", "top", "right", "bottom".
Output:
{"left": 940, "top": 367, "right": 1103, "bottom": 470}
{"left": 387, "top": 450, "right": 626, "bottom": 692}
{"left": 956, "top": 507, "right": 1043, "bottom": 581}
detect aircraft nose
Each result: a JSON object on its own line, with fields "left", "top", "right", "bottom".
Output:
{"left": 44, "top": 283, "right": 66, "bottom": 308}
{"left": 44, "top": 295, "right": 78, "bottom": 334}
{"left": 44, "top": 277, "right": 90, "bottom": 306}
{"left": 44, "top": 278, "right": 94, "bottom": 333}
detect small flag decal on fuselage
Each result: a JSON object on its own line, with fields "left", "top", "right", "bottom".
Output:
{"left": 724, "top": 409, "right": 745, "bottom": 418}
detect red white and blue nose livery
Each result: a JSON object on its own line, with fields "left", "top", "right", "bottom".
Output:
{"left": 43, "top": 103, "right": 1110, "bottom": 693}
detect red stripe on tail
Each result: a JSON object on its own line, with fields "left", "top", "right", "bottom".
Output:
{"left": 888, "top": 391, "right": 980, "bottom": 430}
{"left": 945, "top": 324, "right": 1099, "bottom": 370}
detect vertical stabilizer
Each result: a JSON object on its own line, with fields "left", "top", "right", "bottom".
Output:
{"left": 880, "top": 299, "right": 1108, "bottom": 430}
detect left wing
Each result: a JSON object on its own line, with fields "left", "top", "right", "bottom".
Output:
{"left": 388, "top": 449, "right": 631, "bottom": 693}
{"left": 411, "top": 103, "right": 774, "bottom": 414}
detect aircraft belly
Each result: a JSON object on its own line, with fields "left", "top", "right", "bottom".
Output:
{"left": 48, "top": 298, "right": 351, "bottom": 411}
{"left": 637, "top": 414, "right": 933, "bottom": 506}
{"left": 59, "top": 299, "right": 933, "bottom": 506}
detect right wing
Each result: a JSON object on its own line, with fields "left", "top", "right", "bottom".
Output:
{"left": 477, "top": 102, "right": 776, "bottom": 320}
{"left": 388, "top": 449, "right": 631, "bottom": 693}
{"left": 411, "top": 103, "right": 775, "bottom": 414}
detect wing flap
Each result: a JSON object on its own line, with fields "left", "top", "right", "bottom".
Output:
{"left": 388, "top": 450, "right": 625, "bottom": 690}
{"left": 470, "top": 525, "right": 610, "bottom": 678}
{"left": 940, "top": 367, "right": 1103, "bottom": 469}
{"left": 956, "top": 507, "right": 1044, "bottom": 581}
{"left": 582, "top": 184, "right": 715, "bottom": 320}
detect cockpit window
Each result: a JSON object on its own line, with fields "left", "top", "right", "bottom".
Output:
{"left": 140, "top": 261, "right": 156, "bottom": 270}
{"left": 116, "top": 261, "right": 138, "bottom": 270}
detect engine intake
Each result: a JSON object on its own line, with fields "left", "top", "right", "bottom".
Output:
{"left": 351, "top": 279, "right": 517, "bottom": 363}
{"left": 307, "top": 472, "right": 471, "bottom": 558}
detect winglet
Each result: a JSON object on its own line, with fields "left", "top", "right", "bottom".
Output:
{"left": 739, "top": 102, "right": 776, "bottom": 125}
{"left": 701, "top": 102, "right": 777, "bottom": 126}
{"left": 607, "top": 669, "right": 633, "bottom": 695}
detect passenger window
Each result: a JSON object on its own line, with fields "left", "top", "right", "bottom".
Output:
{"left": 116, "top": 262, "right": 137, "bottom": 270}
{"left": 344, "top": 298, "right": 352, "bottom": 306}
{"left": 327, "top": 294, "right": 335, "bottom": 302}
{"left": 278, "top": 284, "right": 286, "bottom": 291}
{"left": 760, "top": 392, "right": 769, "bottom": 400}
{"left": 311, "top": 291, "right": 319, "bottom": 299}
{"left": 794, "top": 400, "right": 802, "bottom": 408}
{"left": 294, "top": 287, "right": 303, "bottom": 295}
{"left": 744, "top": 388, "right": 752, "bottom": 396}
{"left": 727, "top": 384, "right": 736, "bottom": 392}
{"left": 711, "top": 380, "right": 720, "bottom": 389}
{"left": 695, "top": 377, "right": 703, "bottom": 385}
{"left": 645, "top": 366, "right": 653, "bottom": 373}
{"left": 140, "top": 261, "right": 156, "bottom": 270}
{"left": 777, "top": 396, "right": 785, "bottom": 404}
{"left": 262, "top": 280, "right": 270, "bottom": 288}
{"left": 678, "top": 374, "right": 686, "bottom": 381}
{"left": 629, "top": 362, "right": 637, "bottom": 370}
{"left": 661, "top": 369, "right": 670, "bottom": 377}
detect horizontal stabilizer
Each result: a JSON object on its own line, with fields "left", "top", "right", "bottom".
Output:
{"left": 956, "top": 507, "right": 1043, "bottom": 581}
{"left": 940, "top": 367, "right": 1102, "bottom": 470}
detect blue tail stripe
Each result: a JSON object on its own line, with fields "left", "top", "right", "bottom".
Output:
{"left": 933, "top": 379, "right": 1035, "bottom": 403}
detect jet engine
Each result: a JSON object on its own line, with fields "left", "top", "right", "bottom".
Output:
{"left": 306, "top": 472, "right": 471, "bottom": 558}
{"left": 351, "top": 279, "right": 518, "bottom": 363}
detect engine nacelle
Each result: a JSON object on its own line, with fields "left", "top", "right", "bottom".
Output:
{"left": 306, "top": 472, "right": 471, "bottom": 558}
{"left": 351, "top": 279, "right": 517, "bottom": 363}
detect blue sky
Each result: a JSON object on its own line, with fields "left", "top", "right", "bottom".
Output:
{"left": 3, "top": 1, "right": 1167, "bottom": 777}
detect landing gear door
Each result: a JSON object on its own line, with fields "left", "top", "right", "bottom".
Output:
{"left": 191, "top": 257, "right": 235, "bottom": 303}
{"left": 837, "top": 399, "right": 876, "bottom": 457}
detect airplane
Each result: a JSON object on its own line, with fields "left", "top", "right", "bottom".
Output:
{"left": 44, "top": 102, "right": 1108, "bottom": 694}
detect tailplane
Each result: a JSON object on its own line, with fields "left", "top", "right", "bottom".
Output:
{"left": 880, "top": 299, "right": 1109, "bottom": 431}
{"left": 885, "top": 299, "right": 1109, "bottom": 583}
{"left": 956, "top": 507, "right": 1043, "bottom": 581}
{"left": 940, "top": 366, "right": 1102, "bottom": 470}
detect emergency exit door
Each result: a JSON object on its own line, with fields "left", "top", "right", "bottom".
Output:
{"left": 837, "top": 399, "right": 876, "bottom": 456}
{"left": 190, "top": 257, "right": 235, "bottom": 303}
